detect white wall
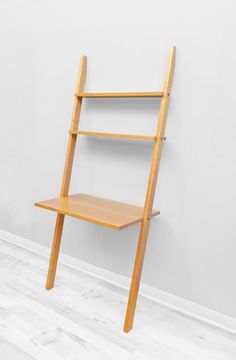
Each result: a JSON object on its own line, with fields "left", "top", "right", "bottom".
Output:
{"left": 0, "top": 0, "right": 236, "bottom": 319}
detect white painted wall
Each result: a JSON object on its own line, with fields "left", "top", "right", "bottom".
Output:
{"left": 0, "top": 0, "right": 236, "bottom": 319}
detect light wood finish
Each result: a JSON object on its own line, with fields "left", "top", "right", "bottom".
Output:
{"left": 35, "top": 194, "right": 160, "bottom": 231}
{"left": 70, "top": 130, "right": 156, "bottom": 141}
{"left": 123, "top": 46, "right": 176, "bottom": 332}
{"left": 45, "top": 56, "right": 87, "bottom": 290}
{"left": 35, "top": 48, "right": 176, "bottom": 332}
{"left": 76, "top": 92, "right": 163, "bottom": 98}
{"left": 45, "top": 213, "right": 64, "bottom": 290}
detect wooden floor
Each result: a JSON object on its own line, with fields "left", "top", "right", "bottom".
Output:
{"left": 0, "top": 239, "right": 235, "bottom": 359}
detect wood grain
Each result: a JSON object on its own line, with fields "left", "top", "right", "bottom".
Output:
{"left": 35, "top": 194, "right": 160, "bottom": 230}
{"left": 35, "top": 48, "right": 176, "bottom": 332}
{"left": 123, "top": 46, "right": 176, "bottom": 332}
{"left": 70, "top": 131, "right": 156, "bottom": 141}
{"left": 44, "top": 56, "right": 87, "bottom": 290}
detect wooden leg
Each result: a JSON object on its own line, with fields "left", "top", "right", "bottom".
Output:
{"left": 123, "top": 219, "right": 150, "bottom": 332}
{"left": 45, "top": 213, "right": 65, "bottom": 290}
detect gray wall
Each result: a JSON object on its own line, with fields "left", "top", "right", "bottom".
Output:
{"left": 0, "top": 0, "right": 236, "bottom": 318}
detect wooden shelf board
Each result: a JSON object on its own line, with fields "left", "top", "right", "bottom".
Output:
{"left": 70, "top": 131, "right": 156, "bottom": 141}
{"left": 35, "top": 193, "right": 160, "bottom": 230}
{"left": 76, "top": 92, "right": 163, "bottom": 98}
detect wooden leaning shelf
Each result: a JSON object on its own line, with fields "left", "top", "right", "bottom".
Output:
{"left": 35, "top": 47, "right": 176, "bottom": 332}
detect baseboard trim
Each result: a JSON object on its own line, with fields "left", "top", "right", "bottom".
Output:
{"left": 0, "top": 228, "right": 236, "bottom": 335}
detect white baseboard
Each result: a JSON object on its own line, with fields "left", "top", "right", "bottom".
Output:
{"left": 0, "top": 228, "right": 236, "bottom": 335}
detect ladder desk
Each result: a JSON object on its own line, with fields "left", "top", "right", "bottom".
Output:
{"left": 35, "top": 46, "right": 176, "bottom": 332}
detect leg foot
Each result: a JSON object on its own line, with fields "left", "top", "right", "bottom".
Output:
{"left": 123, "top": 221, "right": 150, "bottom": 332}
{"left": 45, "top": 213, "right": 65, "bottom": 290}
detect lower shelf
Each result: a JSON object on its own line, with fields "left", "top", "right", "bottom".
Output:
{"left": 35, "top": 193, "right": 160, "bottom": 230}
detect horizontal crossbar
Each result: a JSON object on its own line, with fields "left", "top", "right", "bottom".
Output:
{"left": 76, "top": 92, "right": 163, "bottom": 98}
{"left": 69, "top": 130, "right": 166, "bottom": 141}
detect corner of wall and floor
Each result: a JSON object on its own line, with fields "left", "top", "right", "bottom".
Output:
{"left": 0, "top": 228, "right": 235, "bottom": 336}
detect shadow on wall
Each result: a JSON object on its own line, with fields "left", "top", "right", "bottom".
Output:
{"left": 61, "top": 205, "right": 189, "bottom": 296}
{"left": 80, "top": 97, "right": 161, "bottom": 135}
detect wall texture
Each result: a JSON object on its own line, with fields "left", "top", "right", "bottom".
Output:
{"left": 0, "top": 0, "right": 236, "bottom": 318}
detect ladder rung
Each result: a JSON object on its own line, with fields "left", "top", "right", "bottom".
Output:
{"left": 76, "top": 92, "right": 163, "bottom": 98}
{"left": 70, "top": 131, "right": 156, "bottom": 141}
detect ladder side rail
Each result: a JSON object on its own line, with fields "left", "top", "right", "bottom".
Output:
{"left": 60, "top": 56, "right": 87, "bottom": 196}
{"left": 123, "top": 47, "right": 176, "bottom": 332}
{"left": 45, "top": 56, "right": 87, "bottom": 290}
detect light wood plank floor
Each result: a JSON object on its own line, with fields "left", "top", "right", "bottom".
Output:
{"left": 0, "top": 239, "right": 235, "bottom": 359}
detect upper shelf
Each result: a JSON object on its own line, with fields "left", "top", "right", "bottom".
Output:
{"left": 70, "top": 131, "right": 156, "bottom": 141}
{"left": 76, "top": 92, "right": 164, "bottom": 98}
{"left": 35, "top": 193, "right": 160, "bottom": 230}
